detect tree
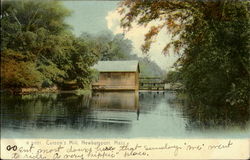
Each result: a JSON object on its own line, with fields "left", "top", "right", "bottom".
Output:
{"left": 1, "top": 1, "right": 99, "bottom": 89}
{"left": 119, "top": 0, "right": 250, "bottom": 107}
{"left": 80, "top": 31, "right": 164, "bottom": 77}
{"left": 163, "top": 70, "right": 182, "bottom": 84}
{"left": 79, "top": 31, "right": 134, "bottom": 61}
{"left": 139, "top": 57, "right": 164, "bottom": 78}
{"left": 1, "top": 50, "right": 43, "bottom": 88}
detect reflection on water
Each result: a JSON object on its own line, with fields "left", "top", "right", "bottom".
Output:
{"left": 91, "top": 92, "right": 139, "bottom": 111}
{"left": 1, "top": 91, "right": 249, "bottom": 138}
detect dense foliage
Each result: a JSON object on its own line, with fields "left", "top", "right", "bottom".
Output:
{"left": 1, "top": 1, "right": 100, "bottom": 89}
{"left": 119, "top": 0, "right": 250, "bottom": 107}
{"left": 163, "top": 70, "right": 182, "bottom": 84}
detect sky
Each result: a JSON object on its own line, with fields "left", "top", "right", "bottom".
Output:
{"left": 62, "top": 1, "right": 178, "bottom": 71}
{"left": 63, "top": 1, "right": 118, "bottom": 35}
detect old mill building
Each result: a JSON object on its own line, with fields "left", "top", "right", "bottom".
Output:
{"left": 92, "top": 60, "right": 140, "bottom": 91}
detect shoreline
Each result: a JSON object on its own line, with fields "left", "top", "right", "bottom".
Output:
{"left": 0, "top": 87, "right": 92, "bottom": 95}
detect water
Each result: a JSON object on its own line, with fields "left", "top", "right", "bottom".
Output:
{"left": 1, "top": 91, "right": 249, "bottom": 138}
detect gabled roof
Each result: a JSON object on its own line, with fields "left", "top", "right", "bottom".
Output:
{"left": 93, "top": 60, "right": 140, "bottom": 72}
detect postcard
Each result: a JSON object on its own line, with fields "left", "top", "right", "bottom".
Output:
{"left": 1, "top": 0, "right": 249, "bottom": 159}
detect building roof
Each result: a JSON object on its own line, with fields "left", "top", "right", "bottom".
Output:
{"left": 93, "top": 60, "right": 140, "bottom": 72}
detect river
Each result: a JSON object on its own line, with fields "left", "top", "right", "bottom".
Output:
{"left": 1, "top": 91, "right": 249, "bottom": 138}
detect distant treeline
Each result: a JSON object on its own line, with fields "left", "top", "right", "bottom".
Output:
{"left": 1, "top": 1, "right": 163, "bottom": 90}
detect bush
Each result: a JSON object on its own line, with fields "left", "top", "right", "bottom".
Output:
{"left": 1, "top": 59, "right": 43, "bottom": 88}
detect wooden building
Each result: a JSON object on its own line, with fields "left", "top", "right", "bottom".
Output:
{"left": 92, "top": 61, "right": 140, "bottom": 91}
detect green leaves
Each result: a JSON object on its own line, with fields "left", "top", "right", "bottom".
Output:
{"left": 1, "top": 59, "right": 43, "bottom": 88}
{"left": 1, "top": 1, "right": 98, "bottom": 89}
{"left": 120, "top": 0, "right": 250, "bottom": 108}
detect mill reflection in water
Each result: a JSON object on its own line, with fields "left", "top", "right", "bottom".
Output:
{"left": 1, "top": 91, "right": 249, "bottom": 138}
